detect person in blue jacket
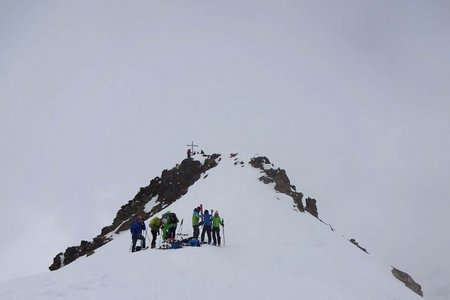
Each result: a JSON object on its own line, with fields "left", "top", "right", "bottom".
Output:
{"left": 130, "top": 216, "right": 146, "bottom": 252}
{"left": 201, "top": 210, "right": 212, "bottom": 244}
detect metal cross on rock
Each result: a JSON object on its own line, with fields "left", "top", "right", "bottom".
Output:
{"left": 186, "top": 141, "right": 199, "bottom": 152}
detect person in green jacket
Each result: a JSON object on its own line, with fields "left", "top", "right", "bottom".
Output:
{"left": 212, "top": 211, "right": 224, "bottom": 246}
{"left": 149, "top": 216, "right": 162, "bottom": 248}
{"left": 161, "top": 211, "right": 179, "bottom": 241}
{"left": 192, "top": 207, "right": 201, "bottom": 239}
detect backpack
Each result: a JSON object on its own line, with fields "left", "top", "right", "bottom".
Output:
{"left": 168, "top": 213, "right": 178, "bottom": 224}
{"left": 150, "top": 217, "right": 161, "bottom": 230}
{"left": 188, "top": 239, "right": 201, "bottom": 247}
{"left": 170, "top": 240, "right": 183, "bottom": 249}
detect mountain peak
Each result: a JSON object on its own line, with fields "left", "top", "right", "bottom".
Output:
{"left": 36, "top": 152, "right": 424, "bottom": 300}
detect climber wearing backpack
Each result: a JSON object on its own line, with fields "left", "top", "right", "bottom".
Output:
{"left": 201, "top": 210, "right": 212, "bottom": 244}
{"left": 149, "top": 216, "right": 162, "bottom": 248}
{"left": 130, "top": 216, "right": 146, "bottom": 252}
{"left": 161, "top": 211, "right": 171, "bottom": 240}
{"left": 192, "top": 207, "right": 201, "bottom": 239}
{"left": 167, "top": 212, "right": 179, "bottom": 240}
{"left": 161, "top": 211, "right": 179, "bottom": 241}
{"left": 212, "top": 211, "right": 224, "bottom": 246}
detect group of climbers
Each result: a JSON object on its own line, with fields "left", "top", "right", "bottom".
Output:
{"left": 197, "top": 207, "right": 224, "bottom": 246}
{"left": 129, "top": 205, "right": 224, "bottom": 251}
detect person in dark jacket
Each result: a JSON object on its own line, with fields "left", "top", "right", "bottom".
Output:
{"left": 201, "top": 210, "right": 212, "bottom": 244}
{"left": 130, "top": 216, "right": 146, "bottom": 252}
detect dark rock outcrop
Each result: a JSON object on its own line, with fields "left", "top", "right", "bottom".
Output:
{"left": 49, "top": 154, "right": 221, "bottom": 271}
{"left": 249, "top": 156, "right": 272, "bottom": 169}
{"left": 48, "top": 235, "right": 111, "bottom": 271}
{"left": 49, "top": 253, "right": 63, "bottom": 271}
{"left": 249, "top": 156, "right": 305, "bottom": 212}
{"left": 349, "top": 238, "right": 369, "bottom": 254}
{"left": 305, "top": 197, "right": 318, "bottom": 218}
{"left": 392, "top": 267, "right": 424, "bottom": 297}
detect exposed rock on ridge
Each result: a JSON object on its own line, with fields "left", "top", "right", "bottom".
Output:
{"left": 49, "top": 154, "right": 221, "bottom": 271}
{"left": 349, "top": 238, "right": 369, "bottom": 254}
{"left": 305, "top": 197, "right": 318, "bottom": 218}
{"left": 392, "top": 267, "right": 424, "bottom": 297}
{"left": 249, "top": 156, "right": 308, "bottom": 214}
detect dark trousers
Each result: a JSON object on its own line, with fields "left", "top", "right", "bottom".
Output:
{"left": 168, "top": 227, "right": 176, "bottom": 239}
{"left": 193, "top": 225, "right": 199, "bottom": 239}
{"left": 132, "top": 233, "right": 145, "bottom": 252}
{"left": 212, "top": 227, "right": 221, "bottom": 246}
{"left": 201, "top": 225, "right": 212, "bottom": 244}
{"left": 151, "top": 230, "right": 158, "bottom": 248}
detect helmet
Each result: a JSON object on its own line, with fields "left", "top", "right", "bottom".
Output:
{"left": 204, "top": 210, "right": 209, "bottom": 214}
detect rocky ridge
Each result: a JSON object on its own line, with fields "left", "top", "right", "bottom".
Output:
{"left": 48, "top": 152, "right": 424, "bottom": 298}
{"left": 247, "top": 155, "right": 423, "bottom": 297}
{"left": 49, "top": 154, "right": 221, "bottom": 271}
{"left": 248, "top": 156, "right": 308, "bottom": 215}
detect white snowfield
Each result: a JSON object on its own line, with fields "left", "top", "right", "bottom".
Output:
{"left": 0, "top": 154, "right": 422, "bottom": 300}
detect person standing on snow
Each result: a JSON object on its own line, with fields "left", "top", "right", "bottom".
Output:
{"left": 149, "top": 216, "right": 162, "bottom": 248}
{"left": 201, "top": 210, "right": 212, "bottom": 244}
{"left": 212, "top": 211, "right": 224, "bottom": 246}
{"left": 192, "top": 207, "right": 201, "bottom": 240}
{"left": 167, "top": 212, "right": 179, "bottom": 240}
{"left": 130, "top": 216, "right": 146, "bottom": 252}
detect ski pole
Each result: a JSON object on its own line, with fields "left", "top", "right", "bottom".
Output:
{"left": 209, "top": 209, "right": 214, "bottom": 244}
{"left": 145, "top": 228, "right": 152, "bottom": 246}
{"left": 177, "top": 219, "right": 184, "bottom": 235}
{"left": 222, "top": 218, "right": 225, "bottom": 246}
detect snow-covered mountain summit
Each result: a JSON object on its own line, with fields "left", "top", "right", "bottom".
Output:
{"left": 0, "top": 153, "right": 423, "bottom": 299}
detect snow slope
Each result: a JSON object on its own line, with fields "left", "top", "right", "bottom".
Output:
{"left": 1, "top": 2, "right": 449, "bottom": 297}
{"left": 0, "top": 154, "right": 421, "bottom": 299}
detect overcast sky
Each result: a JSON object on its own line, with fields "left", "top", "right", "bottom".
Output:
{"left": 1, "top": 1, "right": 449, "bottom": 298}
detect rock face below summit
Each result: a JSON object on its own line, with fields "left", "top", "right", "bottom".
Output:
{"left": 49, "top": 154, "right": 221, "bottom": 271}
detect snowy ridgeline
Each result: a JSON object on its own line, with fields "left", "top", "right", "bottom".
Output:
{"left": 0, "top": 154, "right": 422, "bottom": 300}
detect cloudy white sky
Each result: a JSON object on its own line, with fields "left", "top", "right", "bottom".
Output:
{"left": 1, "top": 0, "right": 449, "bottom": 298}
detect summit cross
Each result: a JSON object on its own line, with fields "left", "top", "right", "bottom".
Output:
{"left": 186, "top": 141, "right": 199, "bottom": 152}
